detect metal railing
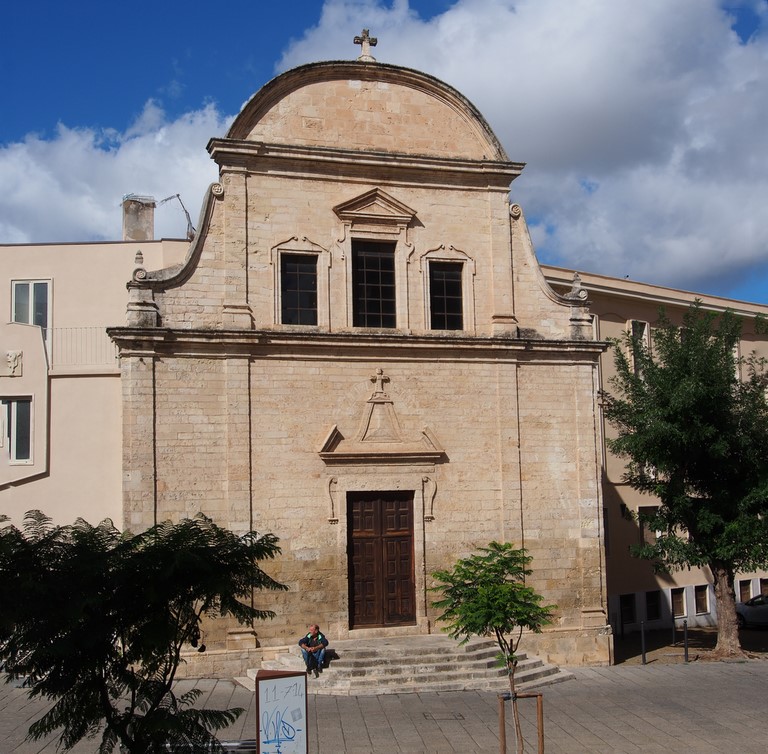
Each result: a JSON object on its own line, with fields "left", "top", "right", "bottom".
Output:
{"left": 48, "top": 327, "right": 119, "bottom": 368}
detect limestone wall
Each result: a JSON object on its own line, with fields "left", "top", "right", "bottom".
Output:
{"left": 149, "top": 170, "right": 577, "bottom": 342}
{"left": 118, "top": 337, "right": 607, "bottom": 661}
{"left": 248, "top": 78, "right": 490, "bottom": 158}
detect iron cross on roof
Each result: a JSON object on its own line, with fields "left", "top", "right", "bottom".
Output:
{"left": 354, "top": 29, "right": 377, "bottom": 62}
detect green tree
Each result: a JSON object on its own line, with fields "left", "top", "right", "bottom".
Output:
{"left": 431, "top": 542, "right": 554, "bottom": 751}
{"left": 0, "top": 511, "right": 287, "bottom": 753}
{"left": 602, "top": 303, "right": 768, "bottom": 657}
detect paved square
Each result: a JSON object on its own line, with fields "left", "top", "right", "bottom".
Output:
{"left": 3, "top": 662, "right": 766, "bottom": 753}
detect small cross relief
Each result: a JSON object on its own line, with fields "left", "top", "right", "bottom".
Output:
{"left": 370, "top": 368, "right": 390, "bottom": 397}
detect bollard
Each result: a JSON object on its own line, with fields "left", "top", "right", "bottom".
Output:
{"left": 641, "top": 620, "right": 647, "bottom": 665}
{"left": 684, "top": 619, "right": 689, "bottom": 663}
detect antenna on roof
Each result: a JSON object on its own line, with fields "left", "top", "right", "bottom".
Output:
{"left": 159, "top": 194, "right": 196, "bottom": 241}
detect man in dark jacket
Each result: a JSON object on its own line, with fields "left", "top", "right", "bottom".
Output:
{"left": 298, "top": 624, "right": 329, "bottom": 676}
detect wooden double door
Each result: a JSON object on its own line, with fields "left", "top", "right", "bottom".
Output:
{"left": 347, "top": 491, "right": 416, "bottom": 628}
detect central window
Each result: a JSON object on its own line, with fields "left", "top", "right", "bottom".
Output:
{"left": 352, "top": 241, "right": 396, "bottom": 328}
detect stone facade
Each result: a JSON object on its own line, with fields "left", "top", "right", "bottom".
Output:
{"left": 109, "top": 60, "right": 612, "bottom": 670}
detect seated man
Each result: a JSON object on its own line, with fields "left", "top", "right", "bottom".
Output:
{"left": 298, "top": 623, "right": 329, "bottom": 676}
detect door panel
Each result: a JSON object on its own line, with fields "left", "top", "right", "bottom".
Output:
{"left": 348, "top": 491, "right": 416, "bottom": 628}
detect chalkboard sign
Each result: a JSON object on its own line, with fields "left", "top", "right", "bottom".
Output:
{"left": 254, "top": 670, "right": 308, "bottom": 754}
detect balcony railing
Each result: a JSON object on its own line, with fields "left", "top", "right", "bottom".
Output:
{"left": 49, "top": 327, "right": 119, "bottom": 369}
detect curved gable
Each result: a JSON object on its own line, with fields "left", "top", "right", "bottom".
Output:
{"left": 227, "top": 62, "right": 508, "bottom": 162}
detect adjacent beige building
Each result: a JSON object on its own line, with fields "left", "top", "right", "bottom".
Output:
{"left": 0, "top": 235, "right": 186, "bottom": 525}
{"left": 3, "top": 51, "right": 766, "bottom": 675}
{"left": 546, "top": 266, "right": 768, "bottom": 634}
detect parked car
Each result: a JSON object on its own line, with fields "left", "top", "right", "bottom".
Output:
{"left": 736, "top": 595, "right": 768, "bottom": 628}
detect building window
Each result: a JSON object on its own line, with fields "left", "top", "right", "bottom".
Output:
{"left": 638, "top": 505, "right": 660, "bottom": 545}
{"left": 280, "top": 254, "right": 318, "bottom": 325}
{"left": 12, "top": 280, "right": 50, "bottom": 337}
{"left": 352, "top": 240, "right": 396, "bottom": 328}
{"left": 671, "top": 587, "right": 686, "bottom": 618}
{"left": 1, "top": 397, "right": 32, "bottom": 463}
{"left": 761, "top": 578, "right": 768, "bottom": 597}
{"left": 619, "top": 593, "right": 636, "bottom": 625}
{"left": 739, "top": 579, "right": 752, "bottom": 602}
{"left": 694, "top": 585, "right": 709, "bottom": 615}
{"left": 645, "top": 590, "right": 661, "bottom": 621}
{"left": 429, "top": 262, "right": 463, "bottom": 330}
{"left": 628, "top": 319, "right": 649, "bottom": 376}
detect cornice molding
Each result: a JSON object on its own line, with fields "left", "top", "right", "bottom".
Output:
{"left": 207, "top": 139, "right": 523, "bottom": 188}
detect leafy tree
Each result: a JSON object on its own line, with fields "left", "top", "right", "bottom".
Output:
{"left": 602, "top": 303, "right": 768, "bottom": 657}
{"left": 0, "top": 511, "right": 287, "bottom": 753}
{"left": 431, "top": 542, "right": 554, "bottom": 751}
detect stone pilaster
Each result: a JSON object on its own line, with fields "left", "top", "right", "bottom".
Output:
{"left": 121, "top": 354, "right": 157, "bottom": 532}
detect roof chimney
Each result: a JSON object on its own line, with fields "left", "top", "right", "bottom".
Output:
{"left": 122, "top": 194, "right": 156, "bottom": 241}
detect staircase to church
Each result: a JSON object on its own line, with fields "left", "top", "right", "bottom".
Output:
{"left": 237, "top": 635, "right": 573, "bottom": 696}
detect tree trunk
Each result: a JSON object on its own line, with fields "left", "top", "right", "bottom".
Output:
{"left": 507, "top": 663, "right": 524, "bottom": 753}
{"left": 711, "top": 563, "right": 744, "bottom": 658}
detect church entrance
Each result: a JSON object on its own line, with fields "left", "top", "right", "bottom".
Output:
{"left": 347, "top": 491, "right": 416, "bottom": 628}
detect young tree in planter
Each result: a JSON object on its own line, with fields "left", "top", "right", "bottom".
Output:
{"left": 0, "top": 511, "right": 287, "bottom": 753}
{"left": 602, "top": 303, "right": 768, "bottom": 657}
{"left": 431, "top": 542, "right": 554, "bottom": 752}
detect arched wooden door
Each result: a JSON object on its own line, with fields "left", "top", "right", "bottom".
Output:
{"left": 347, "top": 491, "right": 416, "bottom": 628}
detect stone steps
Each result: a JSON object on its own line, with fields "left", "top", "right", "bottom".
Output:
{"left": 238, "top": 635, "right": 573, "bottom": 696}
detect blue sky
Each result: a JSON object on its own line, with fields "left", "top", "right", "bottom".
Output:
{"left": 2, "top": 0, "right": 767, "bottom": 304}
{"left": 1, "top": 1, "right": 449, "bottom": 142}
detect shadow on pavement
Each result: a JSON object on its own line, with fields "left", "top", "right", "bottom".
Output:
{"left": 613, "top": 626, "right": 768, "bottom": 664}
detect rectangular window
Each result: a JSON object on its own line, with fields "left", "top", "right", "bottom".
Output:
{"left": 429, "top": 262, "right": 463, "bottom": 330}
{"left": 761, "top": 578, "right": 768, "bottom": 597}
{"left": 732, "top": 342, "right": 741, "bottom": 380}
{"left": 671, "top": 587, "right": 685, "bottom": 618}
{"left": 13, "top": 281, "right": 50, "bottom": 336}
{"left": 645, "top": 590, "right": 661, "bottom": 621}
{"left": 619, "top": 593, "right": 636, "bottom": 625}
{"left": 352, "top": 241, "right": 396, "bottom": 328}
{"left": 628, "top": 320, "right": 649, "bottom": 373}
{"left": 638, "top": 505, "right": 661, "bottom": 545}
{"left": 2, "top": 397, "right": 32, "bottom": 463}
{"left": 280, "top": 254, "right": 318, "bottom": 325}
{"left": 694, "top": 585, "right": 709, "bottom": 614}
{"left": 739, "top": 579, "right": 752, "bottom": 602}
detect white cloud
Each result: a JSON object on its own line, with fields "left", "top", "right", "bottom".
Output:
{"left": 278, "top": 0, "right": 768, "bottom": 294}
{"left": 0, "top": 103, "right": 226, "bottom": 243}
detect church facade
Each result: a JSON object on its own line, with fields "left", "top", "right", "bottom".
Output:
{"left": 108, "top": 54, "right": 612, "bottom": 669}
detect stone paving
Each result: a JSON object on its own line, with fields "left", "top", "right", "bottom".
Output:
{"left": 2, "top": 660, "right": 767, "bottom": 753}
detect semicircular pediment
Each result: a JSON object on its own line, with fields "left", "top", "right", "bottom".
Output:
{"left": 228, "top": 61, "right": 508, "bottom": 162}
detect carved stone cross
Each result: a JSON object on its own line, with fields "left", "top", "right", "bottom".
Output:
{"left": 354, "top": 29, "right": 378, "bottom": 62}
{"left": 370, "top": 367, "right": 390, "bottom": 395}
